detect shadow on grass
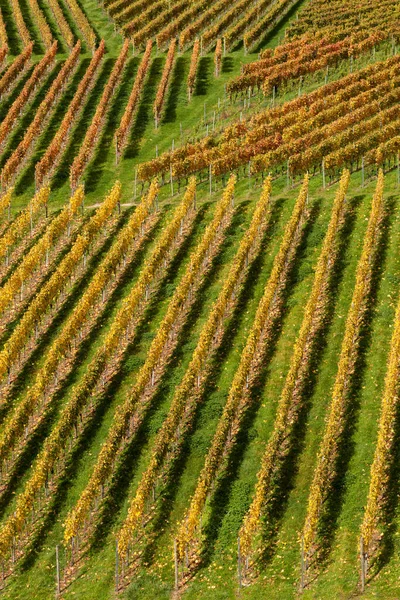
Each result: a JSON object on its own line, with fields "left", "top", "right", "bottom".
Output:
{"left": 84, "top": 57, "right": 140, "bottom": 193}
{"left": 254, "top": 0, "right": 306, "bottom": 54}
{"left": 52, "top": 58, "right": 115, "bottom": 191}
{"left": 15, "top": 59, "right": 91, "bottom": 196}
{"left": 314, "top": 197, "right": 395, "bottom": 569}
{"left": 1, "top": 0, "right": 21, "bottom": 55}
{"left": 162, "top": 56, "right": 187, "bottom": 125}
{"left": 0, "top": 210, "right": 162, "bottom": 520}
{"left": 86, "top": 202, "right": 249, "bottom": 552}
{"left": 222, "top": 56, "right": 234, "bottom": 74}
{"left": 124, "top": 57, "right": 164, "bottom": 160}
{"left": 0, "top": 65, "right": 59, "bottom": 170}
{"left": 252, "top": 194, "right": 366, "bottom": 568}
{"left": 136, "top": 196, "right": 288, "bottom": 567}
{"left": 195, "top": 57, "right": 211, "bottom": 96}
{"left": 195, "top": 200, "right": 322, "bottom": 571}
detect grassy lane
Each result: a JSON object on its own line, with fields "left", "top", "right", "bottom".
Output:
{"left": 78, "top": 0, "right": 123, "bottom": 54}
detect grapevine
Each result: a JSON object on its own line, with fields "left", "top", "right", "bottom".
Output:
{"left": 36, "top": 40, "right": 106, "bottom": 189}
{"left": 70, "top": 40, "right": 129, "bottom": 189}
{"left": 65, "top": 175, "right": 237, "bottom": 549}
{"left": 0, "top": 182, "right": 160, "bottom": 488}
{"left": 153, "top": 39, "right": 176, "bottom": 129}
{"left": 115, "top": 39, "right": 152, "bottom": 162}
{"left": 1, "top": 41, "right": 81, "bottom": 190}
{"left": 0, "top": 183, "right": 120, "bottom": 383}
{"left": 175, "top": 175, "right": 310, "bottom": 564}
{"left": 214, "top": 38, "right": 222, "bottom": 77}
{"left": 0, "top": 179, "right": 197, "bottom": 564}
{"left": 0, "top": 187, "right": 81, "bottom": 318}
{"left": 10, "top": 0, "right": 30, "bottom": 47}
{"left": 0, "top": 43, "right": 33, "bottom": 100}
{"left": 0, "top": 8, "right": 7, "bottom": 48}
{"left": 26, "top": 0, "right": 53, "bottom": 48}
{"left": 116, "top": 176, "right": 273, "bottom": 558}
{"left": 47, "top": 0, "right": 75, "bottom": 49}
{"left": 302, "top": 171, "right": 385, "bottom": 566}
{"left": 360, "top": 190, "right": 400, "bottom": 561}
{"left": 64, "top": 0, "right": 96, "bottom": 50}
{"left": 239, "top": 169, "right": 350, "bottom": 569}
{"left": 187, "top": 39, "right": 200, "bottom": 102}
{"left": 0, "top": 187, "right": 48, "bottom": 264}
{"left": 0, "top": 43, "right": 57, "bottom": 152}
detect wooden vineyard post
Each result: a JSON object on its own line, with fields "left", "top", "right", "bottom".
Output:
{"left": 397, "top": 153, "right": 400, "bottom": 185}
{"left": 360, "top": 536, "right": 366, "bottom": 593}
{"left": 322, "top": 158, "right": 326, "bottom": 189}
{"left": 170, "top": 164, "right": 174, "bottom": 196}
{"left": 209, "top": 163, "right": 212, "bottom": 196}
{"left": 174, "top": 539, "right": 179, "bottom": 590}
{"left": 55, "top": 545, "right": 60, "bottom": 597}
{"left": 115, "top": 539, "right": 119, "bottom": 593}
{"left": 237, "top": 536, "right": 242, "bottom": 588}
{"left": 300, "top": 537, "right": 306, "bottom": 592}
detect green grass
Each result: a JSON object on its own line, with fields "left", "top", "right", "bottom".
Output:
{"left": 2, "top": 1, "right": 400, "bottom": 598}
